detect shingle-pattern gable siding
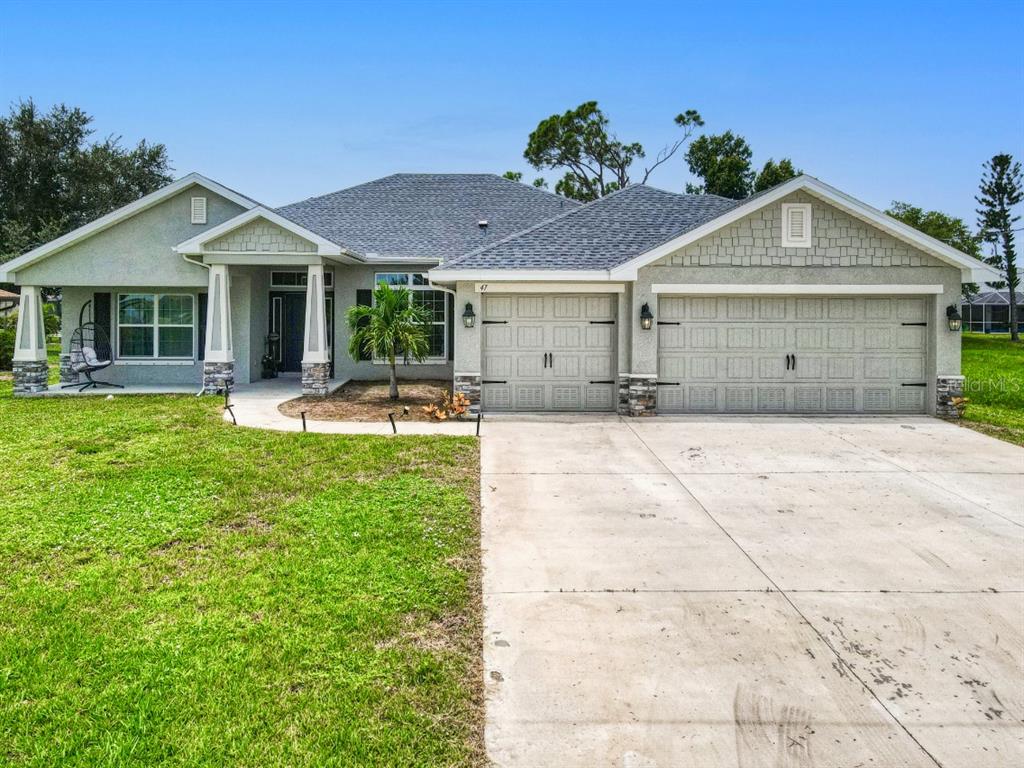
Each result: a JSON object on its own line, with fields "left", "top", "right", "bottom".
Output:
{"left": 656, "top": 191, "right": 943, "bottom": 269}
{"left": 436, "top": 185, "right": 737, "bottom": 271}
{"left": 207, "top": 219, "right": 316, "bottom": 253}
{"left": 276, "top": 174, "right": 578, "bottom": 260}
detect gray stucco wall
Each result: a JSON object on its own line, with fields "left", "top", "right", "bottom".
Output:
{"left": 15, "top": 186, "right": 248, "bottom": 288}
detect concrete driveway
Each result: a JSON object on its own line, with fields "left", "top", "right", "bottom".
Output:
{"left": 481, "top": 415, "right": 1024, "bottom": 768}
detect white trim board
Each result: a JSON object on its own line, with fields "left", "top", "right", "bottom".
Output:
{"left": 1, "top": 173, "right": 260, "bottom": 281}
{"left": 173, "top": 206, "right": 344, "bottom": 257}
{"left": 475, "top": 282, "right": 625, "bottom": 293}
{"left": 429, "top": 269, "right": 612, "bottom": 283}
{"left": 651, "top": 283, "right": 946, "bottom": 295}
{"left": 609, "top": 175, "right": 1002, "bottom": 284}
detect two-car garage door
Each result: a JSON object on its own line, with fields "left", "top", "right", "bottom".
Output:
{"left": 657, "top": 295, "right": 928, "bottom": 414}
{"left": 481, "top": 293, "right": 617, "bottom": 412}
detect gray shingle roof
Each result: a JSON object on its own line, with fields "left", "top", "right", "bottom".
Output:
{"left": 276, "top": 174, "right": 580, "bottom": 261}
{"left": 435, "top": 184, "right": 739, "bottom": 271}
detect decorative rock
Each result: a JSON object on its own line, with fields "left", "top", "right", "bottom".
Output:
{"left": 301, "top": 361, "right": 330, "bottom": 396}
{"left": 203, "top": 361, "right": 234, "bottom": 394}
{"left": 59, "top": 353, "right": 79, "bottom": 385}
{"left": 936, "top": 374, "right": 966, "bottom": 419}
{"left": 618, "top": 375, "right": 657, "bottom": 417}
{"left": 454, "top": 373, "right": 481, "bottom": 407}
{"left": 12, "top": 360, "right": 49, "bottom": 395}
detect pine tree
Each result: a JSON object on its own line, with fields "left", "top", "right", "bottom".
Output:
{"left": 976, "top": 154, "right": 1023, "bottom": 341}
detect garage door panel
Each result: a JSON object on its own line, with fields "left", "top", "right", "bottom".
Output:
{"left": 484, "top": 325, "right": 512, "bottom": 348}
{"left": 514, "top": 385, "right": 545, "bottom": 410}
{"left": 759, "top": 358, "right": 786, "bottom": 379}
{"left": 552, "top": 296, "right": 580, "bottom": 318}
{"left": 551, "top": 355, "right": 580, "bottom": 378}
{"left": 656, "top": 295, "right": 928, "bottom": 414}
{"left": 585, "top": 325, "right": 613, "bottom": 348}
{"left": 516, "top": 325, "right": 544, "bottom": 347}
{"left": 516, "top": 296, "right": 544, "bottom": 318}
{"left": 516, "top": 356, "right": 543, "bottom": 378}
{"left": 483, "top": 295, "right": 513, "bottom": 318}
{"left": 584, "top": 295, "right": 614, "bottom": 318}
{"left": 584, "top": 355, "right": 613, "bottom": 378}
{"left": 585, "top": 384, "right": 615, "bottom": 411}
{"left": 759, "top": 327, "right": 786, "bottom": 348}
{"left": 483, "top": 384, "right": 511, "bottom": 410}
{"left": 863, "top": 327, "right": 892, "bottom": 349}
{"left": 726, "top": 358, "right": 753, "bottom": 379}
{"left": 552, "top": 326, "right": 580, "bottom": 347}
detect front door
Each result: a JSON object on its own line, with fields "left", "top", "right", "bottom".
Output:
{"left": 270, "top": 292, "right": 334, "bottom": 374}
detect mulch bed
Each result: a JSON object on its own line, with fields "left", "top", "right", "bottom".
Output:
{"left": 278, "top": 379, "right": 454, "bottom": 422}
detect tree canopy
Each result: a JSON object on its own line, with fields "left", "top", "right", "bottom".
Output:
{"left": 975, "top": 153, "right": 1023, "bottom": 340}
{"left": 0, "top": 99, "right": 172, "bottom": 266}
{"left": 685, "top": 134, "right": 800, "bottom": 199}
{"left": 886, "top": 201, "right": 984, "bottom": 298}
{"left": 753, "top": 158, "right": 800, "bottom": 193}
{"left": 521, "top": 101, "right": 703, "bottom": 202}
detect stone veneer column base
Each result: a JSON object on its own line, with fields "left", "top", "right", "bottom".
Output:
{"left": 12, "top": 360, "right": 49, "bottom": 395}
{"left": 59, "top": 353, "right": 79, "bottom": 385}
{"left": 936, "top": 374, "right": 966, "bottom": 419}
{"left": 453, "top": 374, "right": 481, "bottom": 408}
{"left": 618, "top": 374, "right": 657, "bottom": 416}
{"left": 301, "top": 362, "right": 331, "bottom": 396}
{"left": 203, "top": 361, "right": 234, "bottom": 394}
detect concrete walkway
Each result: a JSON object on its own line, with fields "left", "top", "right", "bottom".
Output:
{"left": 481, "top": 414, "right": 1024, "bottom": 767}
{"left": 226, "top": 378, "right": 480, "bottom": 435}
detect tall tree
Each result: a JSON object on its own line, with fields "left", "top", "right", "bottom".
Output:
{"left": 501, "top": 170, "right": 547, "bottom": 189}
{"left": 976, "top": 154, "right": 1022, "bottom": 341}
{"left": 886, "top": 201, "right": 984, "bottom": 298}
{"left": 522, "top": 101, "right": 703, "bottom": 201}
{"left": 753, "top": 158, "right": 800, "bottom": 192}
{"left": 346, "top": 283, "right": 432, "bottom": 400}
{"left": 684, "top": 131, "right": 754, "bottom": 199}
{"left": 0, "top": 99, "right": 172, "bottom": 270}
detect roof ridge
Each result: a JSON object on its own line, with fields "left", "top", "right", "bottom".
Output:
{"left": 440, "top": 184, "right": 645, "bottom": 267}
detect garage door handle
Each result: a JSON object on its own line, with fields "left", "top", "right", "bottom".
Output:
{"left": 901, "top": 322, "right": 927, "bottom": 326}
{"left": 589, "top": 380, "right": 614, "bottom": 385}
{"left": 657, "top": 321, "right": 680, "bottom": 326}
{"left": 482, "top": 380, "right": 507, "bottom": 384}
{"left": 656, "top": 381, "right": 680, "bottom": 386}
{"left": 901, "top": 382, "right": 927, "bottom": 387}
{"left": 589, "top": 320, "right": 615, "bottom": 325}
{"left": 785, "top": 354, "right": 791, "bottom": 370}
{"left": 792, "top": 354, "right": 796, "bottom": 371}
{"left": 482, "top": 320, "right": 508, "bottom": 325}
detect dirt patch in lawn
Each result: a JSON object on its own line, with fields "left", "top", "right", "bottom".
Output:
{"left": 278, "top": 379, "right": 453, "bottom": 422}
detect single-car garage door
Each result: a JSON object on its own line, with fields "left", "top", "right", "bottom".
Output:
{"left": 481, "top": 293, "right": 617, "bottom": 411}
{"left": 657, "top": 295, "right": 928, "bottom": 414}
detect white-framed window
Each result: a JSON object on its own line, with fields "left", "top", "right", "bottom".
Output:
{"left": 271, "top": 270, "right": 333, "bottom": 289}
{"left": 190, "top": 196, "right": 207, "bottom": 224}
{"left": 373, "top": 272, "right": 447, "bottom": 360}
{"left": 781, "top": 203, "right": 812, "bottom": 247}
{"left": 117, "top": 293, "right": 195, "bottom": 359}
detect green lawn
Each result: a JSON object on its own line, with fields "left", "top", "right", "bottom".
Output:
{"left": 0, "top": 381, "right": 482, "bottom": 767}
{"left": 961, "top": 333, "right": 1024, "bottom": 446}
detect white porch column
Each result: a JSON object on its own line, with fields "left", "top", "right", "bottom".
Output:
{"left": 12, "top": 285, "right": 49, "bottom": 394}
{"left": 301, "top": 263, "right": 330, "bottom": 395}
{"left": 202, "top": 264, "right": 234, "bottom": 393}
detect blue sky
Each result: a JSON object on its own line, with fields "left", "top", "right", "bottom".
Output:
{"left": 2, "top": 0, "right": 1022, "bottom": 226}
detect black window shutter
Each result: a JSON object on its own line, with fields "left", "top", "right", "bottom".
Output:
{"left": 447, "top": 294, "right": 455, "bottom": 361}
{"left": 93, "top": 292, "right": 111, "bottom": 338}
{"left": 356, "top": 289, "right": 372, "bottom": 361}
{"left": 197, "top": 293, "right": 208, "bottom": 361}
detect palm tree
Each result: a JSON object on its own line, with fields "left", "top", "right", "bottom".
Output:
{"left": 346, "top": 283, "right": 432, "bottom": 399}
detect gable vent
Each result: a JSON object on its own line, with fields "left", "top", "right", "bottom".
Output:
{"left": 191, "top": 196, "right": 208, "bottom": 225}
{"left": 782, "top": 203, "right": 812, "bottom": 247}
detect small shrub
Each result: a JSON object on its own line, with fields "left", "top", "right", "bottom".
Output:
{"left": 951, "top": 396, "right": 969, "bottom": 418}
{"left": 423, "top": 390, "right": 471, "bottom": 421}
{"left": 0, "top": 312, "right": 15, "bottom": 370}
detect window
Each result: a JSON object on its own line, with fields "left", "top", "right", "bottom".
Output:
{"left": 191, "top": 196, "right": 207, "bottom": 224}
{"left": 373, "top": 272, "right": 447, "bottom": 359}
{"left": 117, "top": 293, "right": 195, "bottom": 359}
{"left": 781, "top": 203, "right": 812, "bottom": 247}
{"left": 271, "top": 270, "right": 333, "bottom": 288}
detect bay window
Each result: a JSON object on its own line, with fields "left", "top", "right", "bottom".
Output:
{"left": 117, "top": 293, "right": 195, "bottom": 359}
{"left": 373, "top": 272, "right": 447, "bottom": 359}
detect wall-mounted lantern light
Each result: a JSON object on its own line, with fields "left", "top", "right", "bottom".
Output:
{"left": 640, "top": 303, "right": 654, "bottom": 330}
{"left": 946, "top": 305, "right": 962, "bottom": 332}
{"left": 462, "top": 302, "right": 476, "bottom": 328}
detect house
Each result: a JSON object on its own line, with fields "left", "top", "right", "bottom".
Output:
{"left": 1, "top": 172, "right": 998, "bottom": 416}
{"left": 961, "top": 289, "right": 1023, "bottom": 334}
{"left": 0, "top": 288, "right": 19, "bottom": 318}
